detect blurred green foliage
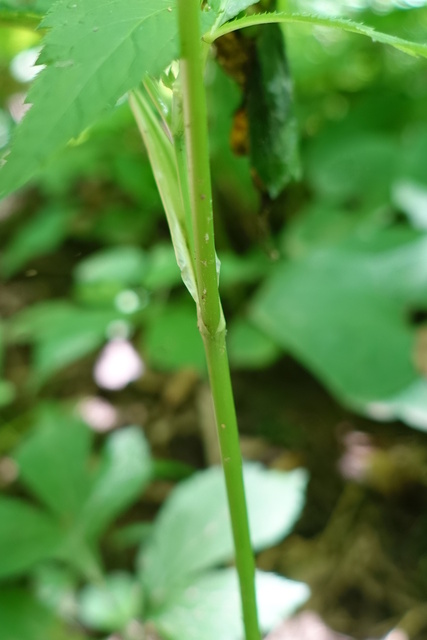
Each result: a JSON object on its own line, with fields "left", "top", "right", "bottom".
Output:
{"left": 1, "top": 0, "right": 427, "bottom": 638}
{"left": 0, "top": 406, "right": 309, "bottom": 638}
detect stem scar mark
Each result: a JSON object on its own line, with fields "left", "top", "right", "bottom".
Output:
{"left": 221, "top": 423, "right": 226, "bottom": 429}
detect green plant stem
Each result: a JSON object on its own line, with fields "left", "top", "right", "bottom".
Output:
{"left": 176, "top": 0, "right": 220, "bottom": 336}
{"left": 203, "top": 331, "right": 261, "bottom": 640}
{"left": 176, "top": 2, "right": 261, "bottom": 639}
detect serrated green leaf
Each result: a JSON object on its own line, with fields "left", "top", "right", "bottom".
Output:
{"left": 206, "top": 11, "right": 427, "bottom": 60}
{"left": 0, "top": 0, "right": 179, "bottom": 198}
{"left": 0, "top": 498, "right": 63, "bottom": 579}
{"left": 78, "top": 426, "right": 152, "bottom": 539}
{"left": 150, "top": 569, "right": 309, "bottom": 640}
{"left": 14, "top": 405, "right": 93, "bottom": 520}
{"left": 140, "top": 463, "right": 307, "bottom": 608}
{"left": 77, "top": 572, "right": 142, "bottom": 632}
{"left": 251, "top": 230, "right": 427, "bottom": 406}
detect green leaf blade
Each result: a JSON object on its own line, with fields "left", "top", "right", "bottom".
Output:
{"left": 151, "top": 569, "right": 309, "bottom": 640}
{"left": 9, "top": 301, "right": 121, "bottom": 382}
{"left": 77, "top": 572, "right": 142, "bottom": 632}
{"left": 140, "top": 463, "right": 307, "bottom": 608}
{"left": 0, "top": 498, "right": 63, "bottom": 580}
{"left": 0, "top": 0, "right": 178, "bottom": 198}
{"left": 0, "top": 588, "right": 83, "bottom": 640}
{"left": 1, "top": 206, "right": 72, "bottom": 278}
{"left": 13, "top": 405, "right": 93, "bottom": 521}
{"left": 251, "top": 231, "right": 427, "bottom": 406}
{"left": 78, "top": 426, "right": 152, "bottom": 540}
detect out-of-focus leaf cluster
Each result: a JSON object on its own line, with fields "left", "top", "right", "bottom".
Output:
{"left": 0, "top": 405, "right": 309, "bottom": 639}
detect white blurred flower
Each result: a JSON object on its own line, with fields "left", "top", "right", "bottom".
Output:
{"left": 77, "top": 396, "right": 118, "bottom": 432}
{"left": 94, "top": 339, "right": 144, "bottom": 390}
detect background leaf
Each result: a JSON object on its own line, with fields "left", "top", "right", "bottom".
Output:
{"left": 365, "top": 379, "right": 427, "bottom": 433}
{"left": 10, "top": 301, "right": 121, "bottom": 382}
{"left": 14, "top": 406, "right": 93, "bottom": 521}
{"left": 306, "top": 131, "right": 397, "bottom": 206}
{"left": 140, "top": 463, "right": 308, "bottom": 607}
{"left": 0, "top": 499, "right": 63, "bottom": 579}
{"left": 251, "top": 230, "right": 427, "bottom": 405}
{"left": 73, "top": 245, "right": 150, "bottom": 307}
{"left": 77, "top": 572, "right": 141, "bottom": 632}
{"left": 393, "top": 180, "right": 427, "bottom": 231}
{"left": 151, "top": 569, "right": 310, "bottom": 640}
{"left": 78, "top": 426, "right": 152, "bottom": 539}
{"left": 143, "top": 303, "right": 206, "bottom": 373}
{"left": 228, "top": 318, "right": 281, "bottom": 369}
{"left": 1, "top": 206, "right": 73, "bottom": 277}
{"left": 32, "top": 563, "right": 77, "bottom": 618}
{"left": 74, "top": 246, "right": 148, "bottom": 287}
{"left": 0, "top": 589, "right": 82, "bottom": 640}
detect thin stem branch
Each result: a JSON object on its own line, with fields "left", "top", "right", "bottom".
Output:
{"left": 176, "top": 2, "right": 261, "bottom": 639}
